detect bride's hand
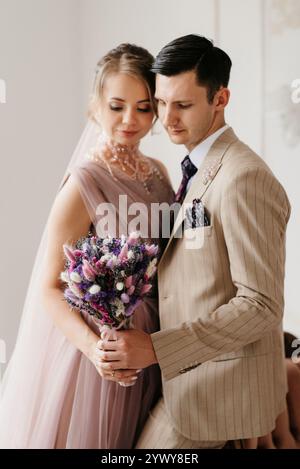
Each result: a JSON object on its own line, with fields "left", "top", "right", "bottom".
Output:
{"left": 90, "top": 338, "right": 142, "bottom": 386}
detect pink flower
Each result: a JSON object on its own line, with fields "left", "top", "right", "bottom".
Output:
{"left": 82, "top": 259, "right": 96, "bottom": 281}
{"left": 141, "top": 284, "right": 152, "bottom": 295}
{"left": 127, "top": 285, "right": 135, "bottom": 295}
{"left": 118, "top": 243, "right": 128, "bottom": 261}
{"left": 91, "top": 302, "right": 109, "bottom": 316}
{"left": 63, "top": 245, "right": 76, "bottom": 262}
{"left": 125, "top": 275, "right": 133, "bottom": 288}
{"left": 145, "top": 244, "right": 158, "bottom": 256}
{"left": 127, "top": 231, "right": 140, "bottom": 246}
{"left": 95, "top": 260, "right": 105, "bottom": 270}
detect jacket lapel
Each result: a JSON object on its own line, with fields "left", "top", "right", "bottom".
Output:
{"left": 160, "top": 127, "right": 238, "bottom": 263}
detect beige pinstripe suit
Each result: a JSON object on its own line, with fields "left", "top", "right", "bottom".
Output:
{"left": 137, "top": 127, "right": 291, "bottom": 448}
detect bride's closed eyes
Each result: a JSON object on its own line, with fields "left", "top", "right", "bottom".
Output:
{"left": 109, "top": 104, "right": 152, "bottom": 113}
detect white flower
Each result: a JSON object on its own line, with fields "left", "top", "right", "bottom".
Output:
{"left": 113, "top": 298, "right": 125, "bottom": 317}
{"left": 89, "top": 284, "right": 101, "bottom": 295}
{"left": 70, "top": 271, "right": 82, "bottom": 283}
{"left": 114, "top": 298, "right": 124, "bottom": 309}
{"left": 146, "top": 258, "right": 158, "bottom": 278}
{"left": 116, "top": 282, "right": 124, "bottom": 291}
{"left": 69, "top": 283, "right": 84, "bottom": 298}
{"left": 100, "top": 253, "right": 111, "bottom": 262}
{"left": 60, "top": 271, "right": 69, "bottom": 283}
{"left": 111, "top": 254, "right": 118, "bottom": 264}
{"left": 127, "top": 250, "right": 134, "bottom": 260}
{"left": 82, "top": 242, "right": 89, "bottom": 251}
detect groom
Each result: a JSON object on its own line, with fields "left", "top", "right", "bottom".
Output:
{"left": 98, "top": 35, "right": 291, "bottom": 448}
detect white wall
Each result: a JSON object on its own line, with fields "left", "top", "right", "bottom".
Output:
{"left": 1, "top": 0, "right": 299, "bottom": 371}
{"left": 0, "top": 0, "right": 84, "bottom": 364}
{"left": 263, "top": 0, "right": 300, "bottom": 335}
{"left": 219, "top": 0, "right": 265, "bottom": 155}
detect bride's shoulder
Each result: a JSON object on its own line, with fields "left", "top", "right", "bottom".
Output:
{"left": 71, "top": 155, "right": 109, "bottom": 182}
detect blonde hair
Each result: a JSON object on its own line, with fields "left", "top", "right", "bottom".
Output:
{"left": 88, "top": 43, "right": 156, "bottom": 123}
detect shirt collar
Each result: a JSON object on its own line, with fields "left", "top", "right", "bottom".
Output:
{"left": 189, "top": 124, "right": 229, "bottom": 170}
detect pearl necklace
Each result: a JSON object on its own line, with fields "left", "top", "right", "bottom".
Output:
{"left": 86, "top": 132, "right": 163, "bottom": 194}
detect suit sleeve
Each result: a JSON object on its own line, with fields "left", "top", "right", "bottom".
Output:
{"left": 151, "top": 166, "right": 291, "bottom": 381}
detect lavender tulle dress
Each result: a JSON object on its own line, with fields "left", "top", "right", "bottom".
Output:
{"left": 0, "top": 156, "right": 174, "bottom": 448}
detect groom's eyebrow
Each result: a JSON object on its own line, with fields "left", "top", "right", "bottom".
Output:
{"left": 154, "top": 96, "right": 193, "bottom": 103}
{"left": 110, "top": 97, "right": 150, "bottom": 103}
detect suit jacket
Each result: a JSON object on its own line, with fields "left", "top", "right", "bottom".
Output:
{"left": 151, "top": 127, "right": 291, "bottom": 441}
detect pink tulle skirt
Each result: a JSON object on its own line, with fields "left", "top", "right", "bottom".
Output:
{"left": 0, "top": 295, "right": 161, "bottom": 448}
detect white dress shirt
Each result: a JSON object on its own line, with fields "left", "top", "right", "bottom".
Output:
{"left": 186, "top": 124, "right": 229, "bottom": 192}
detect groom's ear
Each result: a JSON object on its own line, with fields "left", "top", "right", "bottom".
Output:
{"left": 214, "top": 87, "right": 230, "bottom": 110}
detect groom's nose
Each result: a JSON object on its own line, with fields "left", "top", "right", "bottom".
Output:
{"left": 162, "top": 105, "right": 178, "bottom": 128}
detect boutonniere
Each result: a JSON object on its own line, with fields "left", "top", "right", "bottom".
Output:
{"left": 202, "top": 161, "right": 222, "bottom": 185}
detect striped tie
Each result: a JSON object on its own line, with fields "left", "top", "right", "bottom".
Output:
{"left": 174, "top": 155, "right": 198, "bottom": 204}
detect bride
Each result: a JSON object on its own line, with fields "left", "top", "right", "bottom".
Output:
{"left": 0, "top": 43, "right": 174, "bottom": 449}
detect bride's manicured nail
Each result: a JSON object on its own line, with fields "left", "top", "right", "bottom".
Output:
{"left": 131, "top": 376, "right": 138, "bottom": 380}
{"left": 136, "top": 369, "right": 142, "bottom": 373}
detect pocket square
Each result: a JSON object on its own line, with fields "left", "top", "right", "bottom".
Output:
{"left": 184, "top": 199, "right": 210, "bottom": 229}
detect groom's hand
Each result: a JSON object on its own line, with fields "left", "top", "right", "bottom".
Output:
{"left": 97, "top": 329, "right": 158, "bottom": 372}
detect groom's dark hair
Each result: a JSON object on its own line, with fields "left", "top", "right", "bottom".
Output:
{"left": 151, "top": 34, "right": 232, "bottom": 103}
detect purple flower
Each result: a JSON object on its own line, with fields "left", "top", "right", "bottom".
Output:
{"left": 125, "top": 299, "right": 142, "bottom": 317}
{"left": 61, "top": 232, "right": 158, "bottom": 329}
{"left": 121, "top": 293, "right": 130, "bottom": 304}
